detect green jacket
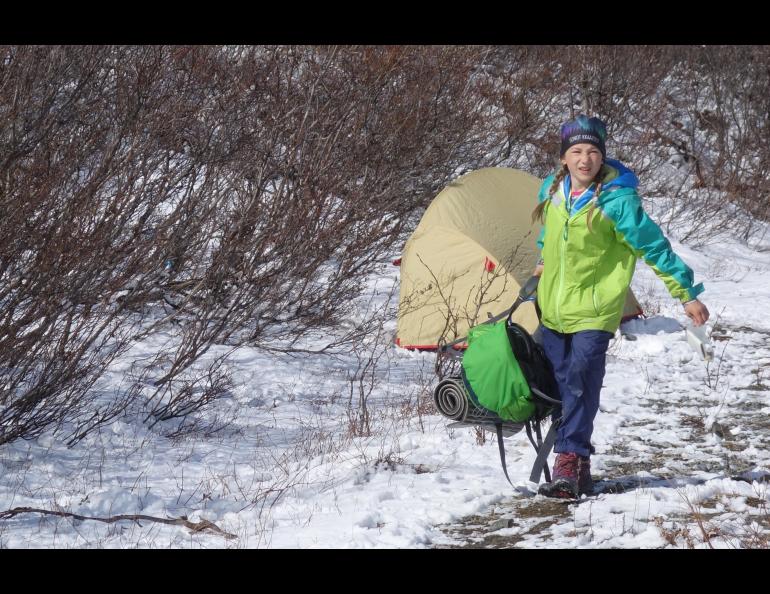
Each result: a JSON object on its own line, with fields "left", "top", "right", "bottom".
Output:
{"left": 536, "top": 159, "right": 704, "bottom": 334}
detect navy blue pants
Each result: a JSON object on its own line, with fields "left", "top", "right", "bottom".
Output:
{"left": 540, "top": 326, "right": 613, "bottom": 458}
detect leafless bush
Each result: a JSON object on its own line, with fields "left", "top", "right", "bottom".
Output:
{"left": 480, "top": 46, "right": 770, "bottom": 243}
{"left": 344, "top": 280, "right": 400, "bottom": 438}
{"left": 0, "top": 46, "right": 175, "bottom": 444}
{"left": 143, "top": 352, "right": 235, "bottom": 431}
{"left": 0, "top": 45, "right": 497, "bottom": 443}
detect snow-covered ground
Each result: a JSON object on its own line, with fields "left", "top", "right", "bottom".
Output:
{"left": 2, "top": 220, "right": 770, "bottom": 548}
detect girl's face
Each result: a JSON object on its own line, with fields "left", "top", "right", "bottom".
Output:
{"left": 561, "top": 143, "right": 603, "bottom": 191}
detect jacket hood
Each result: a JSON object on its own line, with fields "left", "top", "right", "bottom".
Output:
{"left": 601, "top": 158, "right": 639, "bottom": 192}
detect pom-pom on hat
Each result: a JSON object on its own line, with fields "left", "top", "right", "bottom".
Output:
{"left": 560, "top": 115, "right": 607, "bottom": 158}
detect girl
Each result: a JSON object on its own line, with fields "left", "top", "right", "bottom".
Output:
{"left": 532, "top": 115, "right": 709, "bottom": 499}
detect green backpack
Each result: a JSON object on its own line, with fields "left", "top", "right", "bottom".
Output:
{"left": 461, "top": 320, "right": 535, "bottom": 422}
{"left": 434, "top": 276, "right": 562, "bottom": 487}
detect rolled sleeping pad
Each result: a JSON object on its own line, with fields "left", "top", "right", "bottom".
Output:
{"left": 433, "top": 376, "right": 526, "bottom": 436}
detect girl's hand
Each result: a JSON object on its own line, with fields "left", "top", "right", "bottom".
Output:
{"left": 533, "top": 264, "right": 544, "bottom": 277}
{"left": 684, "top": 299, "right": 710, "bottom": 326}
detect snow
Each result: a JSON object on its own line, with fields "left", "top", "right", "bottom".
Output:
{"left": 2, "top": 210, "right": 770, "bottom": 549}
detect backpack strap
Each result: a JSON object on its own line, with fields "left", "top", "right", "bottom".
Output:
{"left": 524, "top": 420, "right": 550, "bottom": 484}
{"left": 528, "top": 418, "right": 561, "bottom": 484}
{"left": 496, "top": 418, "right": 560, "bottom": 488}
{"left": 495, "top": 422, "right": 514, "bottom": 486}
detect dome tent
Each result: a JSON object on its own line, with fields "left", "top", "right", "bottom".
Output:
{"left": 394, "top": 167, "right": 642, "bottom": 349}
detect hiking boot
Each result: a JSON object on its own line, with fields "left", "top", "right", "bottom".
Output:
{"left": 578, "top": 455, "right": 594, "bottom": 495}
{"left": 538, "top": 452, "right": 579, "bottom": 499}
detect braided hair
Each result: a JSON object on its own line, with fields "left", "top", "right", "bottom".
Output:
{"left": 531, "top": 164, "right": 568, "bottom": 224}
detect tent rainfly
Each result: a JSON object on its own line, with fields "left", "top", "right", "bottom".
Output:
{"left": 394, "top": 167, "right": 642, "bottom": 350}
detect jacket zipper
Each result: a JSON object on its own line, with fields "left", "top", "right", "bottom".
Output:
{"left": 555, "top": 184, "right": 600, "bottom": 331}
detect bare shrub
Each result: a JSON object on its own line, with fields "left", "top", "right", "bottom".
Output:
{"left": 143, "top": 353, "right": 236, "bottom": 433}
{"left": 0, "top": 45, "right": 495, "bottom": 443}
{"left": 479, "top": 46, "right": 770, "bottom": 244}
{"left": 0, "top": 46, "right": 178, "bottom": 444}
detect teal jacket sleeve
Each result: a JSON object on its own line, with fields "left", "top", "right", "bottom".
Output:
{"left": 607, "top": 190, "right": 704, "bottom": 303}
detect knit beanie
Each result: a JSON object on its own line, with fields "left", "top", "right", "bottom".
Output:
{"left": 560, "top": 115, "right": 607, "bottom": 158}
